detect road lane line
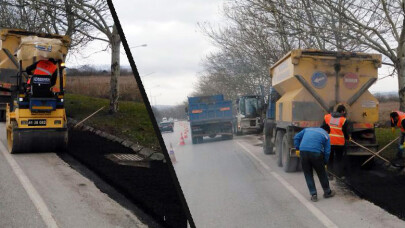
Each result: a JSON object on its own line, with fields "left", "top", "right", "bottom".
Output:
{"left": 237, "top": 141, "right": 271, "bottom": 171}
{"left": 235, "top": 140, "right": 338, "bottom": 228}
{"left": 0, "top": 143, "right": 59, "bottom": 228}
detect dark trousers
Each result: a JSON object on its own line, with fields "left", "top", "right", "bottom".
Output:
{"left": 397, "top": 132, "right": 405, "bottom": 158}
{"left": 328, "top": 145, "right": 345, "bottom": 176}
{"left": 300, "top": 151, "right": 331, "bottom": 196}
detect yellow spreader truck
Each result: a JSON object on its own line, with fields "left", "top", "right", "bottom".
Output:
{"left": 263, "top": 49, "right": 382, "bottom": 172}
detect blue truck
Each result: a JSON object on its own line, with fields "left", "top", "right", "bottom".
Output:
{"left": 187, "top": 94, "right": 233, "bottom": 144}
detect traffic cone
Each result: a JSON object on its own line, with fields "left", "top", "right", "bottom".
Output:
{"left": 169, "top": 143, "right": 177, "bottom": 163}
{"left": 179, "top": 133, "right": 185, "bottom": 146}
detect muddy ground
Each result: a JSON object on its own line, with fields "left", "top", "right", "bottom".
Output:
{"left": 64, "top": 129, "right": 188, "bottom": 228}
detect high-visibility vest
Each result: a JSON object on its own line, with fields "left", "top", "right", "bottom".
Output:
{"left": 33, "top": 60, "right": 57, "bottom": 76}
{"left": 394, "top": 111, "right": 405, "bottom": 133}
{"left": 324, "top": 113, "right": 346, "bottom": 146}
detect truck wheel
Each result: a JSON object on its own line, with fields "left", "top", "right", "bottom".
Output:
{"left": 209, "top": 134, "right": 216, "bottom": 138}
{"left": 296, "top": 160, "right": 302, "bottom": 172}
{"left": 281, "top": 134, "right": 298, "bottom": 172}
{"left": 0, "top": 110, "right": 5, "bottom": 122}
{"left": 263, "top": 121, "right": 274, "bottom": 155}
{"left": 275, "top": 130, "right": 284, "bottom": 167}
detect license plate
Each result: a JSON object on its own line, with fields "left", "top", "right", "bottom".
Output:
{"left": 28, "top": 119, "right": 47, "bottom": 126}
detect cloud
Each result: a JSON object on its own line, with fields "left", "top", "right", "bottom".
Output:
{"left": 113, "top": 0, "right": 223, "bottom": 105}
{"left": 67, "top": 0, "right": 398, "bottom": 106}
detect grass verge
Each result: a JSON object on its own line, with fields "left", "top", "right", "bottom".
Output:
{"left": 376, "top": 127, "right": 400, "bottom": 160}
{"left": 65, "top": 93, "right": 159, "bottom": 149}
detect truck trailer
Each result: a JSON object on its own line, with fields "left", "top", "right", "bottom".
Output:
{"left": 263, "top": 49, "right": 381, "bottom": 172}
{"left": 187, "top": 94, "right": 233, "bottom": 144}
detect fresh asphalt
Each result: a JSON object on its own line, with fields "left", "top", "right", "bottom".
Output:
{"left": 0, "top": 123, "right": 147, "bottom": 228}
{"left": 163, "top": 121, "right": 405, "bottom": 228}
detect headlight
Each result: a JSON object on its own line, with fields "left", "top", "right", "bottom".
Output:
{"left": 19, "top": 98, "right": 23, "bottom": 102}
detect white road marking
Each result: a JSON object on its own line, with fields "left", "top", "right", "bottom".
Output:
{"left": 0, "top": 142, "right": 59, "bottom": 228}
{"left": 235, "top": 140, "right": 338, "bottom": 228}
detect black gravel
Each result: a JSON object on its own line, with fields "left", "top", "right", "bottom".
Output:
{"left": 336, "top": 158, "right": 405, "bottom": 220}
{"left": 66, "top": 129, "right": 187, "bottom": 228}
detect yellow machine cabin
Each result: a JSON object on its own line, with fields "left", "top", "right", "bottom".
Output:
{"left": 0, "top": 29, "right": 71, "bottom": 153}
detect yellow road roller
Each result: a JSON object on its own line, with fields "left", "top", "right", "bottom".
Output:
{"left": 2, "top": 29, "right": 70, "bottom": 153}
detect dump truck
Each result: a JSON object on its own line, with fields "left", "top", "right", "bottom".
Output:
{"left": 1, "top": 29, "right": 70, "bottom": 153}
{"left": 234, "top": 95, "right": 265, "bottom": 135}
{"left": 263, "top": 49, "right": 381, "bottom": 172}
{"left": 187, "top": 94, "right": 233, "bottom": 144}
{"left": 0, "top": 29, "right": 25, "bottom": 120}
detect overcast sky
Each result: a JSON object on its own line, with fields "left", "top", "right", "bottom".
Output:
{"left": 112, "top": 0, "right": 225, "bottom": 106}
{"left": 67, "top": 0, "right": 398, "bottom": 105}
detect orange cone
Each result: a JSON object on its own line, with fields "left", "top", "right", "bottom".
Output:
{"left": 169, "top": 143, "right": 177, "bottom": 163}
{"left": 179, "top": 133, "right": 185, "bottom": 146}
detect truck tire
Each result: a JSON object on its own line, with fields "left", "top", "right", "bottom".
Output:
{"left": 197, "top": 137, "right": 204, "bottom": 144}
{"left": 296, "top": 160, "right": 302, "bottom": 172}
{"left": 221, "top": 134, "right": 233, "bottom": 140}
{"left": 209, "top": 134, "right": 216, "bottom": 138}
{"left": 281, "top": 134, "right": 298, "bottom": 172}
{"left": 263, "top": 121, "right": 274, "bottom": 155}
{"left": 0, "top": 110, "right": 5, "bottom": 122}
{"left": 275, "top": 130, "right": 284, "bottom": 167}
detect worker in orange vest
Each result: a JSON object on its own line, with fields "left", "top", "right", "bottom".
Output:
{"left": 321, "top": 105, "right": 350, "bottom": 179}
{"left": 390, "top": 111, "right": 405, "bottom": 159}
{"left": 26, "top": 58, "right": 58, "bottom": 86}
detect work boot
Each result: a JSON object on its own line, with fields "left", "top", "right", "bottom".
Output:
{"left": 311, "top": 194, "right": 318, "bottom": 202}
{"left": 324, "top": 190, "right": 335, "bottom": 198}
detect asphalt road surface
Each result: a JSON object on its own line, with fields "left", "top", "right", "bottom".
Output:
{"left": 0, "top": 123, "right": 146, "bottom": 228}
{"left": 163, "top": 121, "right": 405, "bottom": 228}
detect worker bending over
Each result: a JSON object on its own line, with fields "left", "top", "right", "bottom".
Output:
{"left": 294, "top": 125, "right": 335, "bottom": 202}
{"left": 390, "top": 111, "right": 405, "bottom": 159}
{"left": 321, "top": 105, "right": 350, "bottom": 178}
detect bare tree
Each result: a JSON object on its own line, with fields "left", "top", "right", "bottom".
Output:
{"left": 1, "top": 0, "right": 121, "bottom": 113}
{"left": 197, "top": 0, "right": 374, "bottom": 103}
{"left": 306, "top": 0, "right": 405, "bottom": 110}
{"left": 0, "top": 0, "right": 94, "bottom": 50}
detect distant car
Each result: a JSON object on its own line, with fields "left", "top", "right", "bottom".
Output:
{"left": 159, "top": 121, "right": 174, "bottom": 132}
{"left": 162, "top": 117, "right": 168, "bottom": 122}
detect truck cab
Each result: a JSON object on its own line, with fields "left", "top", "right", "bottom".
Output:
{"left": 234, "top": 95, "right": 264, "bottom": 135}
